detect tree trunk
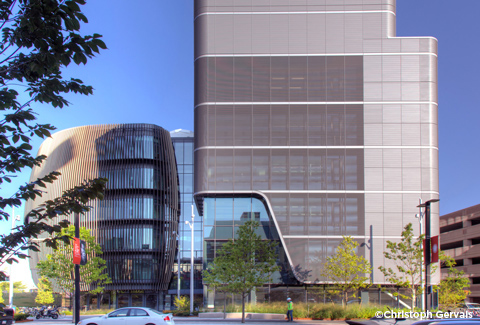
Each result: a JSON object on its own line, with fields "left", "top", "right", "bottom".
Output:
{"left": 412, "top": 287, "right": 416, "bottom": 310}
{"left": 241, "top": 293, "right": 245, "bottom": 323}
{"left": 223, "top": 293, "right": 226, "bottom": 319}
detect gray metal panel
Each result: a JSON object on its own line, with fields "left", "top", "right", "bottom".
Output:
{"left": 383, "top": 148, "right": 401, "bottom": 168}
{"left": 401, "top": 104, "right": 421, "bottom": 123}
{"left": 364, "top": 82, "right": 382, "bottom": 101}
{"left": 401, "top": 149, "right": 421, "bottom": 168}
{"left": 364, "top": 124, "right": 383, "bottom": 145}
{"left": 401, "top": 124, "right": 421, "bottom": 145}
{"left": 383, "top": 56, "right": 401, "bottom": 82}
{"left": 307, "top": 13, "right": 326, "bottom": 53}
{"left": 365, "top": 193, "right": 384, "bottom": 213}
{"left": 289, "top": 14, "right": 308, "bottom": 54}
{"left": 364, "top": 104, "right": 383, "bottom": 123}
{"left": 270, "top": 14, "right": 289, "bottom": 53}
{"left": 234, "top": 14, "right": 252, "bottom": 54}
{"left": 382, "top": 124, "right": 401, "bottom": 145}
{"left": 401, "top": 82, "right": 420, "bottom": 101}
{"left": 345, "top": 13, "right": 363, "bottom": 53}
{"left": 402, "top": 167, "right": 421, "bottom": 191}
{"left": 214, "top": 15, "right": 234, "bottom": 54}
{"left": 365, "top": 168, "right": 383, "bottom": 191}
{"left": 252, "top": 14, "right": 271, "bottom": 54}
{"left": 364, "top": 148, "right": 383, "bottom": 168}
{"left": 382, "top": 82, "right": 401, "bottom": 101}
{"left": 326, "top": 13, "right": 345, "bottom": 53}
{"left": 363, "top": 12, "right": 382, "bottom": 39}
{"left": 383, "top": 105, "right": 401, "bottom": 124}
{"left": 401, "top": 56, "right": 420, "bottom": 82}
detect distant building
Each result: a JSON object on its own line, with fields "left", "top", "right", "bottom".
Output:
{"left": 440, "top": 204, "right": 480, "bottom": 303}
{"left": 26, "top": 124, "right": 180, "bottom": 310}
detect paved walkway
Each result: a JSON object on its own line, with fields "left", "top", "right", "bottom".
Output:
{"left": 23, "top": 315, "right": 348, "bottom": 325}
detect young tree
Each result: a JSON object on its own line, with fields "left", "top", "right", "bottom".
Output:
{"left": 35, "top": 276, "right": 54, "bottom": 305}
{"left": 0, "top": 0, "right": 107, "bottom": 279}
{"left": 203, "top": 221, "right": 279, "bottom": 323}
{"left": 321, "top": 236, "right": 372, "bottom": 307}
{"left": 37, "top": 226, "right": 111, "bottom": 297}
{"left": 379, "top": 223, "right": 432, "bottom": 309}
{"left": 437, "top": 252, "right": 470, "bottom": 309}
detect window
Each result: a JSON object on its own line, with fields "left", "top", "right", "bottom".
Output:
{"left": 129, "top": 309, "right": 148, "bottom": 317}
{"left": 109, "top": 309, "right": 128, "bottom": 317}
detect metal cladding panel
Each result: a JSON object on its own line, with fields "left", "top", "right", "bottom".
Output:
{"left": 26, "top": 124, "right": 180, "bottom": 292}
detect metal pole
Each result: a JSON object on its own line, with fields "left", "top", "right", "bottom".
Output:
{"left": 424, "top": 202, "right": 431, "bottom": 312}
{"left": 189, "top": 205, "right": 195, "bottom": 314}
{"left": 75, "top": 213, "right": 80, "bottom": 325}
{"left": 8, "top": 207, "right": 16, "bottom": 308}
{"left": 177, "top": 233, "right": 181, "bottom": 300}
{"left": 418, "top": 198, "right": 425, "bottom": 311}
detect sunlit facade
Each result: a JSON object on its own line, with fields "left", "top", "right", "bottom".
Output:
{"left": 194, "top": 0, "right": 439, "bottom": 301}
{"left": 26, "top": 124, "right": 180, "bottom": 309}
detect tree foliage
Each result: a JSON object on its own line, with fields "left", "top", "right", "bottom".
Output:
{"left": 0, "top": 280, "right": 26, "bottom": 304}
{"left": 379, "top": 223, "right": 434, "bottom": 309}
{"left": 436, "top": 252, "right": 470, "bottom": 309}
{"left": 173, "top": 295, "right": 189, "bottom": 313}
{"left": 321, "top": 236, "right": 372, "bottom": 307}
{"left": 203, "top": 221, "right": 279, "bottom": 323}
{"left": 37, "top": 226, "right": 111, "bottom": 295}
{"left": 0, "top": 0, "right": 107, "bottom": 279}
{"left": 35, "top": 276, "right": 54, "bottom": 305}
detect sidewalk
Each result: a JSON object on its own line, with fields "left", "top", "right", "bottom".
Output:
{"left": 24, "top": 315, "right": 349, "bottom": 325}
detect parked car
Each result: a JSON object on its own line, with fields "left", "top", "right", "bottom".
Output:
{"left": 77, "top": 307, "right": 174, "bottom": 325}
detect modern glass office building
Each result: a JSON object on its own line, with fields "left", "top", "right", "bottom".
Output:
{"left": 167, "top": 129, "right": 203, "bottom": 309}
{"left": 194, "top": 0, "right": 439, "bottom": 302}
{"left": 26, "top": 124, "right": 180, "bottom": 309}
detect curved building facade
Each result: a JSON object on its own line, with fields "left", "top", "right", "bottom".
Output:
{"left": 26, "top": 124, "right": 180, "bottom": 308}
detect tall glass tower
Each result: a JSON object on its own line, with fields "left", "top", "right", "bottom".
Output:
{"left": 194, "top": 0, "right": 439, "bottom": 292}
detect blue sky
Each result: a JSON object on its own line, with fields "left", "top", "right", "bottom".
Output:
{"left": 1, "top": 1, "right": 479, "bottom": 237}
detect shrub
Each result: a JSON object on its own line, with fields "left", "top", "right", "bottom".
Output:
{"left": 174, "top": 296, "right": 190, "bottom": 312}
{"left": 14, "top": 313, "right": 28, "bottom": 321}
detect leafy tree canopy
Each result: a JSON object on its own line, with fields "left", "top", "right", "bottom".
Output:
{"left": 436, "top": 252, "right": 470, "bottom": 309}
{"left": 321, "top": 236, "right": 372, "bottom": 307}
{"left": 35, "top": 276, "right": 54, "bottom": 305}
{"left": 203, "top": 220, "right": 279, "bottom": 323}
{"left": 0, "top": 0, "right": 107, "bottom": 279}
{"left": 37, "top": 226, "right": 111, "bottom": 295}
{"left": 379, "top": 223, "right": 436, "bottom": 310}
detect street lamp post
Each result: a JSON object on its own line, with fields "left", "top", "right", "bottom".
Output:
{"left": 415, "top": 198, "right": 425, "bottom": 311}
{"left": 417, "top": 199, "right": 439, "bottom": 312}
{"left": 9, "top": 208, "right": 20, "bottom": 308}
{"left": 185, "top": 205, "right": 194, "bottom": 314}
{"left": 174, "top": 231, "right": 181, "bottom": 300}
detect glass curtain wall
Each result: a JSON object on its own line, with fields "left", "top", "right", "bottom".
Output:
{"left": 168, "top": 130, "right": 203, "bottom": 307}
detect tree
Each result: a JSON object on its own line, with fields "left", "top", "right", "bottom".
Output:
{"left": 436, "top": 252, "right": 470, "bottom": 309}
{"left": 0, "top": 281, "right": 26, "bottom": 304}
{"left": 0, "top": 0, "right": 107, "bottom": 279}
{"left": 37, "top": 226, "right": 111, "bottom": 297}
{"left": 321, "top": 236, "right": 372, "bottom": 307}
{"left": 35, "top": 276, "right": 54, "bottom": 305}
{"left": 0, "top": 281, "right": 27, "bottom": 293}
{"left": 379, "top": 223, "right": 434, "bottom": 309}
{"left": 203, "top": 221, "right": 279, "bottom": 323}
